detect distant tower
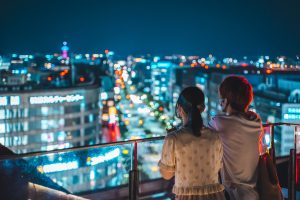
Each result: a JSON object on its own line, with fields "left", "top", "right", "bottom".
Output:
{"left": 61, "top": 41, "right": 69, "bottom": 59}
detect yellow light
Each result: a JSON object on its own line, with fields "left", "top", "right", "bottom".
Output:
{"left": 37, "top": 166, "right": 44, "bottom": 173}
{"left": 130, "top": 136, "right": 141, "bottom": 140}
{"left": 122, "top": 149, "right": 129, "bottom": 155}
{"left": 102, "top": 113, "right": 109, "bottom": 121}
{"left": 125, "top": 120, "right": 130, "bottom": 125}
{"left": 109, "top": 107, "right": 117, "bottom": 115}
{"left": 134, "top": 58, "right": 143, "bottom": 62}
{"left": 139, "top": 119, "right": 143, "bottom": 125}
{"left": 151, "top": 166, "right": 159, "bottom": 172}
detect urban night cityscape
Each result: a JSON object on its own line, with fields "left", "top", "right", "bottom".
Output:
{"left": 0, "top": 0, "right": 300, "bottom": 199}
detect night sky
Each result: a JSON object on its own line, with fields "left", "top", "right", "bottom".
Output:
{"left": 0, "top": 0, "right": 300, "bottom": 57}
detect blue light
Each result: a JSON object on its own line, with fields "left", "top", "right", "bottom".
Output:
{"left": 89, "top": 148, "right": 120, "bottom": 166}
{"left": 288, "top": 108, "right": 300, "bottom": 113}
{"left": 284, "top": 114, "right": 300, "bottom": 120}
{"left": 264, "top": 134, "right": 271, "bottom": 147}
{"left": 41, "top": 161, "right": 79, "bottom": 173}
{"left": 157, "top": 62, "right": 171, "bottom": 68}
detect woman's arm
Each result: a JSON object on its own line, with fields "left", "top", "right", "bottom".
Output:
{"left": 158, "top": 135, "right": 176, "bottom": 180}
{"left": 159, "top": 167, "right": 174, "bottom": 180}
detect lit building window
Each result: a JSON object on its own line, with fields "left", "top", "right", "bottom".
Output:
{"left": 0, "top": 97, "right": 7, "bottom": 106}
{"left": 41, "top": 107, "right": 49, "bottom": 115}
{"left": 0, "top": 110, "right": 4, "bottom": 119}
{"left": 10, "top": 96, "right": 20, "bottom": 105}
{"left": 0, "top": 137, "right": 4, "bottom": 144}
{"left": 0, "top": 123, "right": 5, "bottom": 134}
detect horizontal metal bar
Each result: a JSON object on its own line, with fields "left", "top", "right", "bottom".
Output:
{"left": 0, "top": 136, "right": 165, "bottom": 161}
{"left": 263, "top": 122, "right": 300, "bottom": 127}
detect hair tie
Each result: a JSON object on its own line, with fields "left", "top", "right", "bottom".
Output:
{"left": 196, "top": 104, "right": 205, "bottom": 112}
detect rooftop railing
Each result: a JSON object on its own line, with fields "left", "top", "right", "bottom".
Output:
{"left": 0, "top": 122, "right": 299, "bottom": 200}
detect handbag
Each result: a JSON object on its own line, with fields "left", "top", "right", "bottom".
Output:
{"left": 256, "top": 153, "right": 284, "bottom": 200}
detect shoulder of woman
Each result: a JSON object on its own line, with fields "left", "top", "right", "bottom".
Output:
{"left": 202, "top": 126, "right": 222, "bottom": 140}
{"left": 211, "top": 114, "right": 232, "bottom": 121}
{"left": 165, "top": 127, "right": 187, "bottom": 139}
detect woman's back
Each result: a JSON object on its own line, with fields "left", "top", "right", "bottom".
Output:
{"left": 159, "top": 127, "right": 224, "bottom": 195}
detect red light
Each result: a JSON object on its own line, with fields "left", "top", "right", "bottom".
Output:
{"left": 205, "top": 65, "right": 209, "bottom": 69}
{"left": 47, "top": 76, "right": 52, "bottom": 81}
{"left": 159, "top": 106, "right": 164, "bottom": 112}
{"left": 222, "top": 65, "right": 227, "bottom": 70}
{"left": 241, "top": 63, "right": 248, "bottom": 67}
{"left": 79, "top": 77, "right": 85, "bottom": 82}
{"left": 179, "top": 63, "right": 184, "bottom": 67}
{"left": 59, "top": 69, "right": 69, "bottom": 76}
{"left": 105, "top": 49, "right": 109, "bottom": 54}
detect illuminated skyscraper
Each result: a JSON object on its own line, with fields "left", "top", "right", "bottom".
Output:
{"left": 150, "top": 61, "right": 174, "bottom": 104}
{"left": 61, "top": 42, "right": 69, "bottom": 59}
{"left": 0, "top": 85, "right": 100, "bottom": 153}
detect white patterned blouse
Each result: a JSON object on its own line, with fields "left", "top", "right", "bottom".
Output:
{"left": 158, "top": 127, "right": 224, "bottom": 196}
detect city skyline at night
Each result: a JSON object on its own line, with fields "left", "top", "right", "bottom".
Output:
{"left": 1, "top": 0, "right": 300, "bottom": 57}
{"left": 0, "top": 1, "right": 300, "bottom": 199}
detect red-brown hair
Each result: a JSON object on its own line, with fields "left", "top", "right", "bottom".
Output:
{"left": 219, "top": 76, "right": 253, "bottom": 112}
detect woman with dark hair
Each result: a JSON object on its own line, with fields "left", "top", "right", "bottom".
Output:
{"left": 158, "top": 86, "right": 226, "bottom": 200}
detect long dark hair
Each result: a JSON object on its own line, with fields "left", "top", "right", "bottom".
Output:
{"left": 176, "top": 86, "right": 205, "bottom": 137}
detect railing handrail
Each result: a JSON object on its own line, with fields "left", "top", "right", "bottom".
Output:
{"left": 0, "top": 122, "right": 299, "bottom": 161}
{"left": 263, "top": 122, "right": 300, "bottom": 127}
{"left": 0, "top": 136, "right": 165, "bottom": 161}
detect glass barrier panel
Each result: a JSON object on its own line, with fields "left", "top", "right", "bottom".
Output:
{"left": 138, "top": 140, "right": 164, "bottom": 182}
{"left": 0, "top": 143, "right": 133, "bottom": 199}
{"left": 296, "top": 125, "right": 300, "bottom": 187}
{"left": 296, "top": 126, "right": 300, "bottom": 154}
{"left": 276, "top": 125, "right": 295, "bottom": 157}
{"left": 262, "top": 125, "right": 296, "bottom": 157}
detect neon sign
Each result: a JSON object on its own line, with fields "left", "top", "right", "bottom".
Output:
{"left": 30, "top": 94, "right": 84, "bottom": 104}
{"left": 40, "top": 161, "right": 78, "bottom": 173}
{"left": 89, "top": 148, "right": 120, "bottom": 166}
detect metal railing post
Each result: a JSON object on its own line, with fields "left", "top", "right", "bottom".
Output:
{"left": 288, "top": 148, "right": 296, "bottom": 200}
{"left": 288, "top": 126, "right": 298, "bottom": 200}
{"left": 129, "top": 142, "right": 139, "bottom": 200}
{"left": 270, "top": 125, "right": 276, "bottom": 166}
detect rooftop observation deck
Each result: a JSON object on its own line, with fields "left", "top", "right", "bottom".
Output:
{"left": 0, "top": 122, "right": 299, "bottom": 200}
